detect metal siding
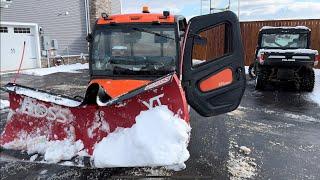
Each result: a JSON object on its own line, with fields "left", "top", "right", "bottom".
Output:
{"left": 1, "top": 0, "right": 88, "bottom": 55}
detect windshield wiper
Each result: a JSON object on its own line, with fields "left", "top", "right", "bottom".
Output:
{"left": 131, "top": 27, "right": 174, "bottom": 40}
{"left": 107, "top": 23, "right": 174, "bottom": 40}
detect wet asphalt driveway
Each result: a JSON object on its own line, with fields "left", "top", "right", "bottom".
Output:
{"left": 0, "top": 70, "right": 319, "bottom": 179}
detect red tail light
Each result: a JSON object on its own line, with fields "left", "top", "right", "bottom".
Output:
{"left": 315, "top": 54, "right": 319, "bottom": 66}
{"left": 258, "top": 53, "right": 266, "bottom": 64}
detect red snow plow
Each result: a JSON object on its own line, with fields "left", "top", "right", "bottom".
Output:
{"left": 0, "top": 10, "right": 246, "bottom": 167}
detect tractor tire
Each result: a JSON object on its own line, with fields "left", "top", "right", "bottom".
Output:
{"left": 300, "top": 68, "right": 315, "bottom": 92}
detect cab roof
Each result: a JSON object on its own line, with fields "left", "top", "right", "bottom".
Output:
{"left": 259, "top": 26, "right": 311, "bottom": 34}
{"left": 97, "top": 13, "right": 176, "bottom": 25}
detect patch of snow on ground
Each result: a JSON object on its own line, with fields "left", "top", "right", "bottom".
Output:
{"left": 20, "top": 63, "right": 88, "bottom": 76}
{"left": 284, "top": 113, "right": 319, "bottom": 122}
{"left": 93, "top": 105, "right": 191, "bottom": 169}
{"left": 3, "top": 135, "right": 84, "bottom": 163}
{"left": 29, "top": 154, "right": 38, "bottom": 162}
{"left": 245, "top": 66, "right": 249, "bottom": 75}
{"left": 307, "top": 69, "right": 320, "bottom": 106}
{"left": 239, "top": 146, "right": 251, "bottom": 155}
{"left": 44, "top": 140, "right": 84, "bottom": 163}
{"left": 227, "top": 140, "right": 257, "bottom": 180}
{"left": 0, "top": 99, "right": 10, "bottom": 109}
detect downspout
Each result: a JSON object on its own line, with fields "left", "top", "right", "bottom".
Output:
{"left": 84, "top": 0, "right": 91, "bottom": 55}
{"left": 84, "top": 0, "right": 91, "bottom": 34}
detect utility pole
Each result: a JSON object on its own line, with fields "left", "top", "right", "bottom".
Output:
{"left": 238, "top": 0, "right": 240, "bottom": 19}
{"left": 209, "top": 0, "right": 212, "bottom": 14}
{"left": 200, "top": 0, "right": 202, "bottom": 15}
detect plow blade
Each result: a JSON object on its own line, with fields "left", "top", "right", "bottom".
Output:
{"left": 0, "top": 73, "right": 189, "bottom": 167}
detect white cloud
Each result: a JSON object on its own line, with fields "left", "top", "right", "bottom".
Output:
{"left": 234, "top": 0, "right": 320, "bottom": 20}
{"left": 287, "top": 2, "right": 320, "bottom": 11}
{"left": 120, "top": 0, "right": 320, "bottom": 21}
{"left": 122, "top": 0, "right": 197, "bottom": 14}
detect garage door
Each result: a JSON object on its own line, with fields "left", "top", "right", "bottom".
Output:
{"left": 0, "top": 24, "right": 39, "bottom": 72}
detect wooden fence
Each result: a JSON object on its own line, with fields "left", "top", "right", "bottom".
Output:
{"left": 192, "top": 19, "right": 320, "bottom": 68}
{"left": 240, "top": 19, "right": 320, "bottom": 68}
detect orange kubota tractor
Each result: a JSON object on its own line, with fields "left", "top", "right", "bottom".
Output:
{"left": 0, "top": 8, "right": 246, "bottom": 167}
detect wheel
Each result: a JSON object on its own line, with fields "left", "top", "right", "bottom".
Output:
{"left": 255, "top": 68, "right": 267, "bottom": 90}
{"left": 248, "top": 63, "right": 257, "bottom": 79}
{"left": 300, "top": 68, "right": 315, "bottom": 92}
{"left": 255, "top": 75, "right": 264, "bottom": 90}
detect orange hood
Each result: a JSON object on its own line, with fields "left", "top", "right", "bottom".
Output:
{"left": 89, "top": 79, "right": 150, "bottom": 99}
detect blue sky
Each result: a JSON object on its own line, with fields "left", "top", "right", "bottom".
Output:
{"left": 121, "top": 0, "right": 320, "bottom": 21}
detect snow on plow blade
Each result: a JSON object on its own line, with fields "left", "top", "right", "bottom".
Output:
{"left": 0, "top": 73, "right": 189, "bottom": 167}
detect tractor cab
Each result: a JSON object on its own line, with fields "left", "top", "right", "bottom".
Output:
{"left": 86, "top": 8, "right": 246, "bottom": 116}
{"left": 88, "top": 9, "right": 187, "bottom": 79}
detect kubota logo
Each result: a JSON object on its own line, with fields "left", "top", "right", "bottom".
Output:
{"left": 18, "top": 97, "right": 73, "bottom": 123}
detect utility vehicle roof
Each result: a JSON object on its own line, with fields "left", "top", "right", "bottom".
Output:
{"left": 259, "top": 26, "right": 311, "bottom": 33}
{"left": 97, "top": 13, "right": 176, "bottom": 25}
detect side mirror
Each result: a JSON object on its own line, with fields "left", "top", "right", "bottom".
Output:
{"left": 193, "top": 35, "right": 207, "bottom": 45}
{"left": 86, "top": 33, "right": 93, "bottom": 42}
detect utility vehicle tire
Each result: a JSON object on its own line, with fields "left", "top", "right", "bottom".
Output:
{"left": 248, "top": 63, "right": 256, "bottom": 79}
{"left": 255, "top": 76, "right": 263, "bottom": 90}
{"left": 300, "top": 68, "right": 315, "bottom": 92}
{"left": 255, "top": 74, "right": 265, "bottom": 90}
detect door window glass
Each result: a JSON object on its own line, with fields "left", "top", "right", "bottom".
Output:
{"left": 192, "top": 23, "right": 232, "bottom": 66}
{"left": 14, "top": 27, "right": 31, "bottom": 34}
{"left": 0, "top": 27, "right": 8, "bottom": 33}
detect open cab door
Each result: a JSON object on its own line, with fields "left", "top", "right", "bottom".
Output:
{"left": 182, "top": 11, "right": 246, "bottom": 117}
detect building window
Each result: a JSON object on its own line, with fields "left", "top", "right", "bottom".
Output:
{"left": 0, "top": 27, "right": 8, "bottom": 33}
{"left": 14, "top": 27, "right": 31, "bottom": 34}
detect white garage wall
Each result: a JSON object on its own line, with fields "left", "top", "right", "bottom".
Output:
{"left": 0, "top": 0, "right": 88, "bottom": 56}
{"left": 0, "top": 22, "right": 41, "bottom": 72}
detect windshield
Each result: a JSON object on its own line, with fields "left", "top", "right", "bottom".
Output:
{"left": 91, "top": 25, "right": 177, "bottom": 76}
{"left": 261, "top": 33, "right": 308, "bottom": 49}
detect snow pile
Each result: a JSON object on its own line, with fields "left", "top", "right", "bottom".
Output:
{"left": 93, "top": 105, "right": 191, "bottom": 169}
{"left": 21, "top": 63, "right": 88, "bottom": 76}
{"left": 307, "top": 69, "right": 320, "bottom": 106}
{"left": 0, "top": 99, "right": 10, "bottom": 109}
{"left": 258, "top": 48, "right": 318, "bottom": 55}
{"left": 5, "top": 86, "right": 81, "bottom": 107}
{"left": 44, "top": 140, "right": 84, "bottom": 163}
{"left": 260, "top": 26, "right": 310, "bottom": 31}
{"left": 3, "top": 135, "right": 84, "bottom": 163}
